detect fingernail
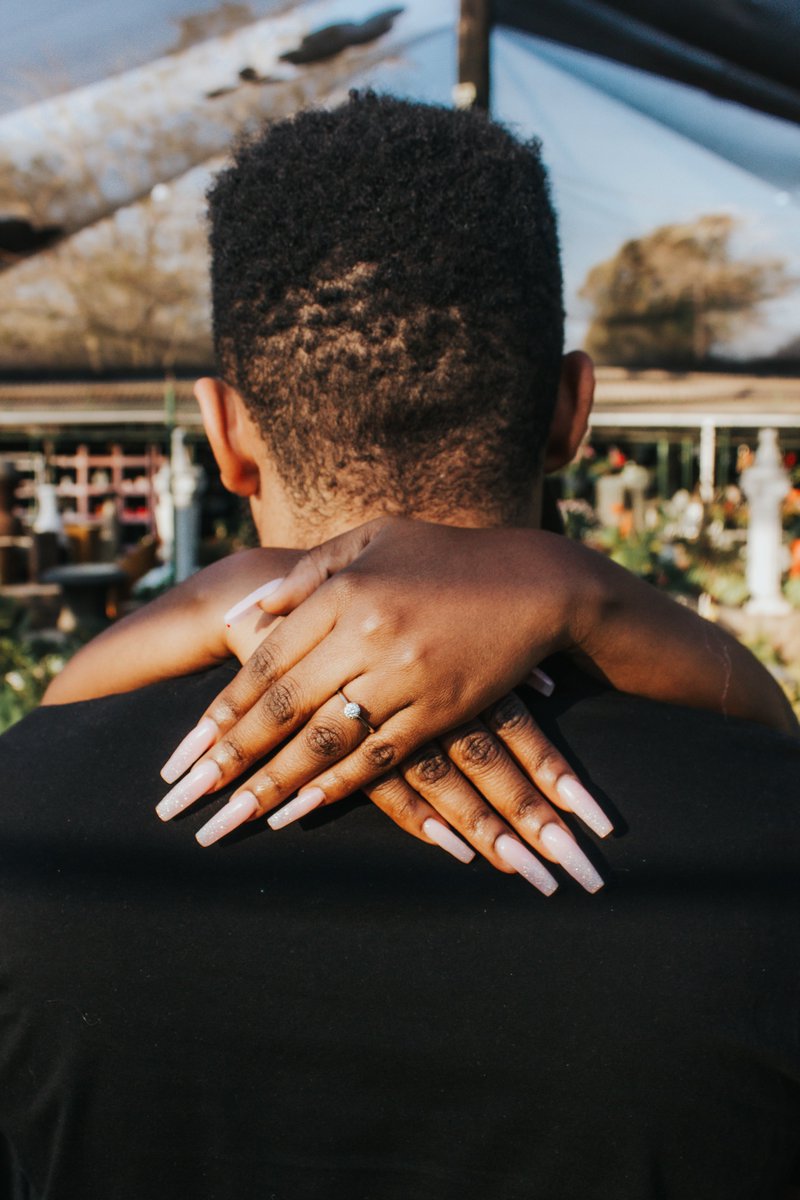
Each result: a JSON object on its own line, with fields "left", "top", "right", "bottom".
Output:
{"left": 527, "top": 667, "right": 555, "bottom": 697}
{"left": 196, "top": 791, "right": 260, "bottom": 847}
{"left": 539, "top": 823, "right": 604, "bottom": 894}
{"left": 422, "top": 817, "right": 475, "bottom": 864}
{"left": 156, "top": 759, "right": 221, "bottom": 821}
{"left": 555, "top": 775, "right": 613, "bottom": 838}
{"left": 495, "top": 833, "right": 558, "bottom": 896}
{"left": 224, "top": 577, "right": 285, "bottom": 627}
{"left": 267, "top": 786, "right": 325, "bottom": 830}
{"left": 160, "top": 717, "right": 219, "bottom": 783}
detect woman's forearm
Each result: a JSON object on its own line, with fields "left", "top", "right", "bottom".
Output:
{"left": 555, "top": 536, "right": 796, "bottom": 735}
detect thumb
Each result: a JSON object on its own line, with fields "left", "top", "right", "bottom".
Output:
{"left": 223, "top": 517, "right": 388, "bottom": 627}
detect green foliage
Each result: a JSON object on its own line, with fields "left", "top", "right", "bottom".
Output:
{"left": 580, "top": 215, "right": 789, "bottom": 367}
{"left": 784, "top": 576, "right": 800, "bottom": 608}
{"left": 0, "top": 598, "right": 82, "bottom": 734}
{"left": 743, "top": 634, "right": 800, "bottom": 720}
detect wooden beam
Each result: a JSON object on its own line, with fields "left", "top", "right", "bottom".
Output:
{"left": 456, "top": 0, "right": 491, "bottom": 111}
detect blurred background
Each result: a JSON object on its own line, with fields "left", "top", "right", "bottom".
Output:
{"left": 1, "top": 0, "right": 799, "bottom": 727}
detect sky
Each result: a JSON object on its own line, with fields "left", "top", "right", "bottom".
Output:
{"left": 4, "top": 0, "right": 800, "bottom": 357}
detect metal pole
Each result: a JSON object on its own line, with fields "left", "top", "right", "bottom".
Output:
{"left": 456, "top": 0, "right": 491, "bottom": 111}
{"left": 699, "top": 420, "right": 716, "bottom": 505}
{"left": 656, "top": 437, "right": 670, "bottom": 498}
{"left": 680, "top": 437, "right": 694, "bottom": 492}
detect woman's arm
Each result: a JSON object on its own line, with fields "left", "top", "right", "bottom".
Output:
{"left": 42, "top": 548, "right": 300, "bottom": 704}
{"left": 211, "top": 518, "right": 796, "bottom": 735}
{"left": 149, "top": 516, "right": 794, "bottom": 867}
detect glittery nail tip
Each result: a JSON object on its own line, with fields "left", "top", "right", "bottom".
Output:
{"left": 196, "top": 792, "right": 259, "bottom": 847}
{"left": 160, "top": 717, "right": 218, "bottom": 784}
{"left": 422, "top": 818, "right": 475, "bottom": 864}
{"left": 156, "top": 760, "right": 221, "bottom": 821}
{"left": 540, "top": 823, "right": 605, "bottom": 894}
{"left": 495, "top": 834, "right": 558, "bottom": 896}
{"left": 555, "top": 776, "right": 613, "bottom": 838}
{"left": 267, "top": 787, "right": 325, "bottom": 830}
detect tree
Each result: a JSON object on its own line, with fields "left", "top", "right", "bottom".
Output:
{"left": 579, "top": 215, "right": 789, "bottom": 367}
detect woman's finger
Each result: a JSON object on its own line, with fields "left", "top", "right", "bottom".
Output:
{"left": 156, "top": 642, "right": 387, "bottom": 818}
{"left": 361, "top": 770, "right": 476, "bottom": 865}
{"left": 231, "top": 702, "right": 563, "bottom": 895}
{"left": 178, "top": 689, "right": 378, "bottom": 834}
{"left": 438, "top": 721, "right": 604, "bottom": 893}
{"left": 398, "top": 741, "right": 559, "bottom": 893}
{"left": 224, "top": 517, "right": 393, "bottom": 625}
{"left": 484, "top": 691, "right": 613, "bottom": 837}
{"left": 159, "top": 587, "right": 348, "bottom": 784}
{"left": 224, "top": 685, "right": 404, "bottom": 821}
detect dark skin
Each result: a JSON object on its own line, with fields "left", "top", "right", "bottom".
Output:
{"left": 49, "top": 515, "right": 796, "bottom": 890}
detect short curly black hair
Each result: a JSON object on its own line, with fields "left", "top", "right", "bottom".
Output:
{"left": 208, "top": 91, "right": 564, "bottom": 527}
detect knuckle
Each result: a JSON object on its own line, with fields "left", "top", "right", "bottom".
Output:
{"left": 248, "top": 641, "right": 281, "bottom": 689}
{"left": 457, "top": 728, "right": 501, "bottom": 770}
{"left": 397, "top": 637, "right": 422, "bottom": 671}
{"left": 208, "top": 695, "right": 242, "bottom": 727}
{"left": 211, "top": 735, "right": 248, "bottom": 772}
{"left": 390, "top": 789, "right": 422, "bottom": 824}
{"left": 368, "top": 774, "right": 421, "bottom": 822}
{"left": 365, "top": 768, "right": 401, "bottom": 797}
{"left": 363, "top": 738, "right": 398, "bottom": 770}
{"left": 527, "top": 743, "right": 562, "bottom": 784}
{"left": 460, "top": 802, "right": 494, "bottom": 839}
{"left": 508, "top": 789, "right": 548, "bottom": 827}
{"left": 359, "top": 608, "right": 384, "bottom": 638}
{"left": 407, "top": 747, "right": 451, "bottom": 786}
{"left": 262, "top": 679, "right": 299, "bottom": 727}
{"left": 486, "top": 693, "right": 529, "bottom": 735}
{"left": 304, "top": 721, "right": 346, "bottom": 761}
{"left": 249, "top": 771, "right": 282, "bottom": 801}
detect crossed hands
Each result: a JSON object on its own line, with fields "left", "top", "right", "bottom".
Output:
{"left": 156, "top": 518, "right": 612, "bottom": 895}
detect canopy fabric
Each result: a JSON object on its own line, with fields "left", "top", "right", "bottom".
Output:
{"left": 496, "top": 0, "right": 800, "bottom": 127}
{"left": 2, "top": 0, "right": 798, "bottom": 371}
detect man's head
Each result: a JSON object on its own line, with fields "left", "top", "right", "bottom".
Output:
{"left": 196, "top": 91, "right": 594, "bottom": 544}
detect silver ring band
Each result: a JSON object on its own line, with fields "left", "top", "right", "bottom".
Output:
{"left": 338, "top": 689, "right": 373, "bottom": 733}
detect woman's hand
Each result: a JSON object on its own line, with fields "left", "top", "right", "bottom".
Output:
{"left": 157, "top": 518, "right": 613, "bottom": 893}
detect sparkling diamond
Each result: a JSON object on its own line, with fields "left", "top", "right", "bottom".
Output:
{"left": 343, "top": 701, "right": 362, "bottom": 720}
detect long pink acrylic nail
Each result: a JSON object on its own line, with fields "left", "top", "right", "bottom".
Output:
{"left": 495, "top": 834, "right": 558, "bottom": 896}
{"left": 223, "top": 578, "right": 285, "bottom": 627}
{"left": 267, "top": 786, "right": 325, "bottom": 830}
{"left": 422, "top": 817, "right": 475, "bottom": 864}
{"left": 527, "top": 667, "right": 555, "bottom": 697}
{"left": 555, "top": 775, "right": 613, "bottom": 838}
{"left": 540, "top": 823, "right": 604, "bottom": 894}
{"left": 160, "top": 717, "right": 218, "bottom": 783}
{"left": 196, "top": 791, "right": 260, "bottom": 847}
{"left": 156, "top": 760, "right": 221, "bottom": 821}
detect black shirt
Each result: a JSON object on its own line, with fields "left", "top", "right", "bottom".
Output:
{"left": 0, "top": 663, "right": 798, "bottom": 1199}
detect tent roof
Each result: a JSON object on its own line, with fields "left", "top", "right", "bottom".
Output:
{"left": 2, "top": 371, "right": 798, "bottom": 434}
{"left": 497, "top": 0, "right": 800, "bottom": 126}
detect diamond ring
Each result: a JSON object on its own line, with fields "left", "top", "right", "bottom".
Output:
{"left": 338, "top": 690, "right": 372, "bottom": 732}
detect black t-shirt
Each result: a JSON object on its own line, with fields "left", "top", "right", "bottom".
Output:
{"left": 0, "top": 662, "right": 798, "bottom": 1200}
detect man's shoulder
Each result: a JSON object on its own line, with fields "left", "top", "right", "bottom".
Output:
{"left": 0, "top": 663, "right": 238, "bottom": 813}
{"left": 535, "top": 667, "right": 800, "bottom": 874}
{"left": 2, "top": 662, "right": 236, "bottom": 751}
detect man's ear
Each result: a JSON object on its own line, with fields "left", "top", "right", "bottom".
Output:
{"left": 543, "top": 351, "right": 595, "bottom": 474}
{"left": 194, "top": 377, "right": 261, "bottom": 497}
